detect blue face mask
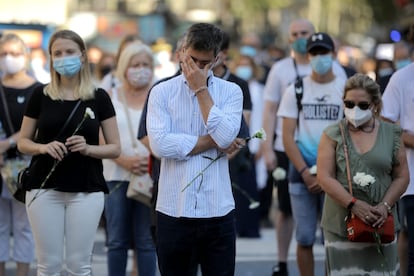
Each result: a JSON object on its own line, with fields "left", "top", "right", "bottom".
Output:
{"left": 235, "top": 65, "right": 253, "bottom": 81}
{"left": 310, "top": 54, "right": 333, "bottom": 75}
{"left": 291, "top": 38, "right": 308, "bottom": 55}
{"left": 395, "top": 59, "right": 411, "bottom": 70}
{"left": 53, "top": 55, "right": 82, "bottom": 76}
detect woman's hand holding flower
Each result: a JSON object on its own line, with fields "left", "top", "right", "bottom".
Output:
{"left": 371, "top": 203, "right": 390, "bottom": 228}
{"left": 42, "top": 141, "right": 68, "bottom": 161}
{"left": 65, "top": 135, "right": 89, "bottom": 156}
{"left": 351, "top": 199, "right": 382, "bottom": 225}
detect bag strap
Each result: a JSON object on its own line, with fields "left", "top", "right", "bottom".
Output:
{"left": 293, "top": 58, "right": 304, "bottom": 128}
{"left": 117, "top": 89, "right": 138, "bottom": 149}
{"left": 0, "top": 83, "right": 15, "bottom": 134}
{"left": 338, "top": 121, "right": 353, "bottom": 195}
{"left": 56, "top": 100, "right": 82, "bottom": 140}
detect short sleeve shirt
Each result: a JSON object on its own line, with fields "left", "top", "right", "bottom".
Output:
{"left": 24, "top": 86, "right": 116, "bottom": 193}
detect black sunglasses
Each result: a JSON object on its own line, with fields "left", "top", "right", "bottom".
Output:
{"left": 343, "top": 100, "right": 371, "bottom": 110}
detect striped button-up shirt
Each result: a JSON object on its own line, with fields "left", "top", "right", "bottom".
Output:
{"left": 147, "top": 73, "right": 243, "bottom": 218}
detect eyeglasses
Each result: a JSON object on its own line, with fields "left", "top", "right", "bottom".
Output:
{"left": 343, "top": 100, "right": 371, "bottom": 110}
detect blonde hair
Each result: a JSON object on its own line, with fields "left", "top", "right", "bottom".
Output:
{"left": 115, "top": 41, "right": 154, "bottom": 85}
{"left": 0, "top": 33, "right": 29, "bottom": 56}
{"left": 45, "top": 29, "right": 95, "bottom": 100}
{"left": 344, "top": 73, "right": 382, "bottom": 116}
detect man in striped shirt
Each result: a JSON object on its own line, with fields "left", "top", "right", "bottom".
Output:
{"left": 147, "top": 23, "right": 243, "bottom": 276}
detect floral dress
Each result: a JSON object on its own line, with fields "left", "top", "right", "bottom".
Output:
{"left": 321, "top": 119, "right": 402, "bottom": 276}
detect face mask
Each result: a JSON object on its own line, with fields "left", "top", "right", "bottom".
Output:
{"left": 235, "top": 65, "right": 253, "bottom": 81}
{"left": 127, "top": 67, "right": 152, "bottom": 87}
{"left": 53, "top": 55, "right": 82, "bottom": 77}
{"left": 395, "top": 59, "right": 411, "bottom": 70}
{"left": 344, "top": 106, "right": 372, "bottom": 128}
{"left": 291, "top": 38, "right": 308, "bottom": 55}
{"left": 310, "top": 54, "right": 333, "bottom": 75}
{"left": 377, "top": 67, "right": 394, "bottom": 77}
{"left": 99, "top": 65, "right": 112, "bottom": 77}
{"left": 0, "top": 55, "right": 26, "bottom": 74}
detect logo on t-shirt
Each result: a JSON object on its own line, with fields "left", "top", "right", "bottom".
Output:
{"left": 303, "top": 104, "right": 340, "bottom": 120}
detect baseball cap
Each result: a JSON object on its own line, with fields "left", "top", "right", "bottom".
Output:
{"left": 306, "top": 32, "right": 334, "bottom": 53}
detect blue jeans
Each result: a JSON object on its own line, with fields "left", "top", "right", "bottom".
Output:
{"left": 156, "top": 210, "right": 236, "bottom": 276}
{"left": 289, "top": 182, "right": 324, "bottom": 246}
{"left": 402, "top": 195, "right": 414, "bottom": 275}
{"left": 104, "top": 181, "right": 156, "bottom": 276}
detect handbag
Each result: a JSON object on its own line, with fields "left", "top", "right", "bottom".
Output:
{"left": 2, "top": 156, "right": 31, "bottom": 203}
{"left": 126, "top": 173, "right": 153, "bottom": 207}
{"left": 339, "top": 122, "right": 395, "bottom": 244}
{"left": 118, "top": 89, "right": 153, "bottom": 207}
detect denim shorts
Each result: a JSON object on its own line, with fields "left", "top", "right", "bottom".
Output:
{"left": 289, "top": 182, "right": 324, "bottom": 246}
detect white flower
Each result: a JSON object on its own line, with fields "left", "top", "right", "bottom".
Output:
{"left": 272, "top": 167, "right": 286, "bottom": 181}
{"left": 353, "top": 172, "right": 375, "bottom": 187}
{"left": 309, "top": 165, "right": 317, "bottom": 175}
{"left": 249, "top": 201, "right": 260, "bottom": 209}
{"left": 247, "top": 128, "right": 267, "bottom": 142}
{"left": 253, "top": 128, "right": 267, "bottom": 141}
{"left": 85, "top": 107, "right": 95, "bottom": 119}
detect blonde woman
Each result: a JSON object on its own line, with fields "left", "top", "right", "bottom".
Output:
{"left": 103, "top": 41, "right": 157, "bottom": 276}
{"left": 18, "top": 30, "right": 120, "bottom": 275}
{"left": 0, "top": 32, "right": 42, "bottom": 276}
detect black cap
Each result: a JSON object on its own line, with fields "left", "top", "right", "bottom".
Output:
{"left": 306, "top": 32, "right": 334, "bottom": 52}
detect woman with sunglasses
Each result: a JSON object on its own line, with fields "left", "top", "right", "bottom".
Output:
{"left": 317, "top": 73, "right": 409, "bottom": 275}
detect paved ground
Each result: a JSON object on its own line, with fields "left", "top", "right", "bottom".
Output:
{"left": 6, "top": 225, "right": 326, "bottom": 276}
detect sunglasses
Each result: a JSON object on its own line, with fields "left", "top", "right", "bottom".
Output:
{"left": 343, "top": 100, "right": 371, "bottom": 110}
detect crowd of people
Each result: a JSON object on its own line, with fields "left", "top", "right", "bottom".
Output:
{"left": 0, "top": 18, "right": 413, "bottom": 276}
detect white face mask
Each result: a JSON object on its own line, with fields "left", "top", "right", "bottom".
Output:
{"left": 344, "top": 106, "right": 372, "bottom": 128}
{"left": 126, "top": 67, "right": 153, "bottom": 88}
{"left": 0, "top": 55, "right": 26, "bottom": 74}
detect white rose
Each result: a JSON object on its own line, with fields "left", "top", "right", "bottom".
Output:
{"left": 309, "top": 165, "right": 317, "bottom": 175}
{"left": 272, "top": 167, "right": 286, "bottom": 181}
{"left": 353, "top": 172, "right": 375, "bottom": 187}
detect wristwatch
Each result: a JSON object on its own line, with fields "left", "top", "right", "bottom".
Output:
{"left": 8, "top": 137, "right": 16, "bottom": 148}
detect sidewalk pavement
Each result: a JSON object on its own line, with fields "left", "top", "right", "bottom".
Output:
{"left": 6, "top": 225, "right": 326, "bottom": 276}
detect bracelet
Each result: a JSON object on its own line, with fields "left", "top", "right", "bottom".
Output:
{"left": 299, "top": 166, "right": 308, "bottom": 175}
{"left": 382, "top": 201, "right": 392, "bottom": 213}
{"left": 347, "top": 197, "right": 357, "bottom": 210}
{"left": 194, "top": 86, "right": 208, "bottom": 96}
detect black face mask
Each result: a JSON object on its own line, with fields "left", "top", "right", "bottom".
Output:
{"left": 99, "top": 65, "right": 113, "bottom": 77}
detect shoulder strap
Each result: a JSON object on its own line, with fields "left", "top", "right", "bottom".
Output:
{"left": 118, "top": 90, "right": 138, "bottom": 149}
{"left": 293, "top": 58, "right": 304, "bottom": 127}
{"left": 338, "top": 121, "right": 353, "bottom": 195}
{"left": 0, "top": 83, "right": 15, "bottom": 134}
{"left": 56, "top": 100, "right": 82, "bottom": 140}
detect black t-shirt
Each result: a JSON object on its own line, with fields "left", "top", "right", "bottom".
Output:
{"left": 0, "top": 82, "right": 43, "bottom": 158}
{"left": 24, "top": 86, "right": 116, "bottom": 193}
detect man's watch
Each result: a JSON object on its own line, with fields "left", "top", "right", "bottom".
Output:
{"left": 8, "top": 137, "right": 16, "bottom": 148}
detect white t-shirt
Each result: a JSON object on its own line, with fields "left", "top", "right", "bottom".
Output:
{"left": 247, "top": 79, "right": 267, "bottom": 189}
{"left": 277, "top": 76, "right": 345, "bottom": 165}
{"left": 381, "top": 63, "right": 414, "bottom": 197}
{"left": 264, "top": 57, "right": 347, "bottom": 151}
{"left": 102, "top": 89, "right": 149, "bottom": 181}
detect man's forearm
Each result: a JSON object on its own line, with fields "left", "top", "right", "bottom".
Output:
{"left": 189, "top": 135, "right": 216, "bottom": 155}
